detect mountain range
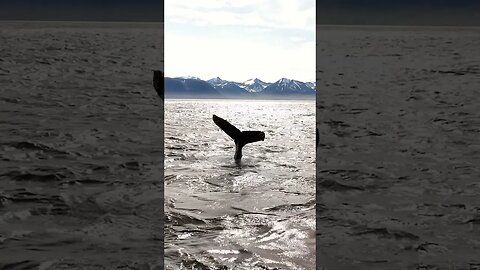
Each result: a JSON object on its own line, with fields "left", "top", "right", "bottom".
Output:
{"left": 164, "top": 76, "right": 316, "bottom": 99}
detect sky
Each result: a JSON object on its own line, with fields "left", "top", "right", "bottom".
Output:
{"left": 165, "top": 0, "right": 316, "bottom": 83}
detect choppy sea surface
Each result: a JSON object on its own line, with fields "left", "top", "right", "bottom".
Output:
{"left": 164, "top": 99, "right": 316, "bottom": 269}
{"left": 0, "top": 21, "right": 164, "bottom": 268}
{"left": 4, "top": 21, "right": 477, "bottom": 270}
{"left": 317, "top": 25, "right": 480, "bottom": 269}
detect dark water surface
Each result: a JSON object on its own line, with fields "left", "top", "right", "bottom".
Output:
{"left": 0, "top": 21, "right": 164, "bottom": 268}
{"left": 317, "top": 25, "right": 480, "bottom": 269}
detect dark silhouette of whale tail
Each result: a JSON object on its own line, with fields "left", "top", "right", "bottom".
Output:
{"left": 212, "top": 115, "right": 265, "bottom": 161}
{"left": 153, "top": 70, "right": 164, "bottom": 100}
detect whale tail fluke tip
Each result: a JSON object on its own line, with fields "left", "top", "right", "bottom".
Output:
{"left": 153, "top": 70, "right": 164, "bottom": 100}
{"left": 213, "top": 114, "right": 242, "bottom": 140}
{"left": 240, "top": 131, "right": 265, "bottom": 144}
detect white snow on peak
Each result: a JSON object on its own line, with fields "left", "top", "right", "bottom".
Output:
{"left": 240, "top": 78, "right": 270, "bottom": 92}
{"left": 242, "top": 78, "right": 262, "bottom": 84}
{"left": 207, "top": 77, "right": 229, "bottom": 87}
{"left": 278, "top": 78, "right": 293, "bottom": 88}
{"left": 306, "top": 82, "right": 316, "bottom": 89}
{"left": 243, "top": 78, "right": 256, "bottom": 85}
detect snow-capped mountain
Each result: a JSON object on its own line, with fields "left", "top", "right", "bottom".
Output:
{"left": 262, "top": 78, "right": 315, "bottom": 95}
{"left": 165, "top": 77, "right": 220, "bottom": 97}
{"left": 241, "top": 78, "right": 271, "bottom": 93}
{"left": 214, "top": 82, "right": 249, "bottom": 97}
{"left": 164, "top": 75, "right": 315, "bottom": 98}
{"left": 207, "top": 77, "right": 249, "bottom": 97}
{"left": 207, "top": 77, "right": 229, "bottom": 87}
{"left": 306, "top": 82, "right": 316, "bottom": 90}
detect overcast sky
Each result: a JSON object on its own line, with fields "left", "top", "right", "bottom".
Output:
{"left": 165, "top": 0, "right": 316, "bottom": 83}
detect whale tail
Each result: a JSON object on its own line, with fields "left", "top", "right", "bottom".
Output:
{"left": 153, "top": 70, "right": 164, "bottom": 100}
{"left": 213, "top": 115, "right": 265, "bottom": 161}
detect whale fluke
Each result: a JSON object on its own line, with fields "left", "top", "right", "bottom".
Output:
{"left": 213, "top": 115, "right": 265, "bottom": 161}
{"left": 213, "top": 115, "right": 241, "bottom": 140}
{"left": 153, "top": 70, "right": 164, "bottom": 100}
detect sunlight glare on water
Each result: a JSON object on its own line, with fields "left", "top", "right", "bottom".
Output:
{"left": 164, "top": 99, "right": 315, "bottom": 269}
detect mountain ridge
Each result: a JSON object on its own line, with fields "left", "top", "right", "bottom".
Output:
{"left": 165, "top": 76, "right": 316, "bottom": 99}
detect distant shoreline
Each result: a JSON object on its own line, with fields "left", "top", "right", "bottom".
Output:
{"left": 317, "top": 24, "right": 480, "bottom": 29}
{"left": 0, "top": 20, "right": 163, "bottom": 25}
{"left": 1, "top": 20, "right": 478, "bottom": 28}
{"left": 0, "top": 19, "right": 480, "bottom": 29}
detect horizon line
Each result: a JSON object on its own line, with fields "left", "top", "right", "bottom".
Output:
{"left": 0, "top": 19, "right": 163, "bottom": 24}
{"left": 316, "top": 23, "right": 480, "bottom": 28}
{"left": 2, "top": 20, "right": 479, "bottom": 28}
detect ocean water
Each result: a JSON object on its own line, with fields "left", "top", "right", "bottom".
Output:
{"left": 164, "top": 99, "right": 316, "bottom": 269}
{"left": 0, "top": 21, "right": 164, "bottom": 268}
{"left": 4, "top": 20, "right": 477, "bottom": 270}
{"left": 317, "top": 25, "right": 480, "bottom": 269}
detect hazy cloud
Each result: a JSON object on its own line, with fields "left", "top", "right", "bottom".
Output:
{"left": 166, "top": 0, "right": 315, "bottom": 31}
{"left": 165, "top": 0, "right": 315, "bottom": 82}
